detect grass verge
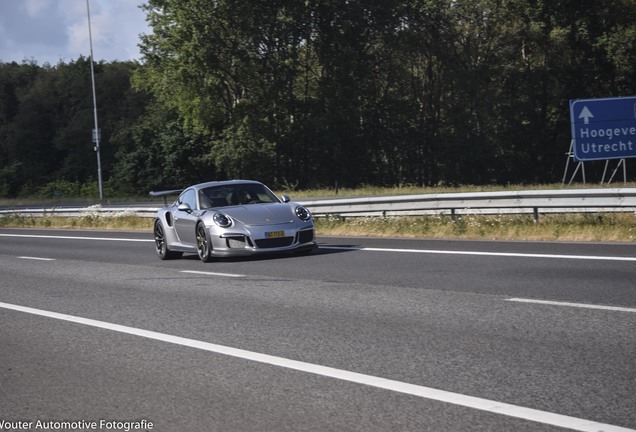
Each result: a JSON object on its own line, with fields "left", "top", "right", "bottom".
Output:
{"left": 0, "top": 214, "right": 154, "bottom": 231}
{"left": 2, "top": 184, "right": 635, "bottom": 241}
{"left": 315, "top": 213, "right": 636, "bottom": 242}
{"left": 1, "top": 212, "right": 634, "bottom": 242}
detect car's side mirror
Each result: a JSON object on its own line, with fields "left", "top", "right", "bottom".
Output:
{"left": 281, "top": 195, "right": 291, "bottom": 203}
{"left": 177, "top": 203, "right": 192, "bottom": 213}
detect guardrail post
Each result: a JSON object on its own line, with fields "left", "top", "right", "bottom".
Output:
{"left": 533, "top": 207, "right": 539, "bottom": 223}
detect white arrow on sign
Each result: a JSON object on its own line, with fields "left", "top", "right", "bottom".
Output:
{"left": 578, "top": 106, "right": 594, "bottom": 124}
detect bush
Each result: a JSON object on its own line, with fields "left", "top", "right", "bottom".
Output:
{"left": 31, "top": 180, "right": 113, "bottom": 200}
{"left": 35, "top": 180, "right": 82, "bottom": 199}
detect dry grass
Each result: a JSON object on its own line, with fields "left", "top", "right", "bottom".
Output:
{"left": 1, "top": 212, "right": 634, "bottom": 242}
{"left": 314, "top": 213, "right": 636, "bottom": 242}
{"left": 0, "top": 214, "right": 154, "bottom": 231}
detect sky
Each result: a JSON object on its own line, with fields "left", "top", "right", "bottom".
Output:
{"left": 0, "top": 0, "right": 151, "bottom": 65}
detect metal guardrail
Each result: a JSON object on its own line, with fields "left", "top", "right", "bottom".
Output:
{"left": 300, "top": 188, "right": 636, "bottom": 221}
{"left": 1, "top": 189, "right": 635, "bottom": 222}
{"left": 0, "top": 205, "right": 157, "bottom": 219}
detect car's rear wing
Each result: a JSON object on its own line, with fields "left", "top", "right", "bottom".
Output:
{"left": 149, "top": 189, "right": 183, "bottom": 206}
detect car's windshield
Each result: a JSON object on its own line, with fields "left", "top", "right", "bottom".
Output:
{"left": 199, "top": 183, "right": 280, "bottom": 209}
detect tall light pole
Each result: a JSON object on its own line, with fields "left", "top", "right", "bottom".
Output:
{"left": 86, "top": 0, "right": 103, "bottom": 200}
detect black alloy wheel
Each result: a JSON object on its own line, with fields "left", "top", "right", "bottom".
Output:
{"left": 154, "top": 220, "right": 182, "bottom": 260}
{"left": 196, "top": 223, "right": 214, "bottom": 262}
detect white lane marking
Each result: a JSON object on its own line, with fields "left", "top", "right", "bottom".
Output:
{"left": 0, "top": 233, "right": 153, "bottom": 242}
{"left": 17, "top": 256, "right": 56, "bottom": 261}
{"left": 2, "top": 233, "right": 634, "bottom": 262}
{"left": 0, "top": 302, "right": 632, "bottom": 432}
{"left": 320, "top": 246, "right": 636, "bottom": 262}
{"left": 507, "top": 298, "right": 636, "bottom": 313}
{"left": 181, "top": 270, "right": 245, "bottom": 278}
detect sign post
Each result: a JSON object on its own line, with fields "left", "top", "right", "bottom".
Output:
{"left": 567, "top": 96, "right": 636, "bottom": 184}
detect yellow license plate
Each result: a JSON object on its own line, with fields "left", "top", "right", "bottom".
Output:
{"left": 265, "top": 230, "right": 285, "bottom": 238}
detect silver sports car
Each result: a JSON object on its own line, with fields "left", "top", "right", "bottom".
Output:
{"left": 151, "top": 180, "right": 316, "bottom": 262}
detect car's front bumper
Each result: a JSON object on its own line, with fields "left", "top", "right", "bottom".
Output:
{"left": 209, "top": 227, "right": 316, "bottom": 257}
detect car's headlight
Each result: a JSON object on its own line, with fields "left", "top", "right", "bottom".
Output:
{"left": 213, "top": 213, "right": 232, "bottom": 227}
{"left": 295, "top": 206, "right": 311, "bottom": 221}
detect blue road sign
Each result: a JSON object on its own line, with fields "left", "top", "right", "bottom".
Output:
{"left": 570, "top": 96, "right": 636, "bottom": 162}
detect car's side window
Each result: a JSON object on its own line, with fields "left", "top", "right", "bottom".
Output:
{"left": 178, "top": 189, "right": 197, "bottom": 210}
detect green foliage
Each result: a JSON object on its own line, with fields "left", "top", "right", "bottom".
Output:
{"left": 0, "top": 59, "right": 147, "bottom": 198}
{"left": 211, "top": 117, "right": 277, "bottom": 181}
{"left": 134, "top": 0, "right": 636, "bottom": 188}
{"left": 110, "top": 101, "right": 214, "bottom": 193}
{"left": 20, "top": 179, "right": 114, "bottom": 200}
{"left": 35, "top": 180, "right": 83, "bottom": 199}
{"left": 1, "top": 0, "right": 635, "bottom": 198}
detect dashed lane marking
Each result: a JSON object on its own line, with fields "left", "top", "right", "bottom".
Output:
{"left": 17, "top": 256, "right": 56, "bottom": 261}
{"left": 181, "top": 270, "right": 245, "bottom": 278}
{"left": 506, "top": 297, "right": 636, "bottom": 313}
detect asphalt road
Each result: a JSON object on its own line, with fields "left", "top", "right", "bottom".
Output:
{"left": 0, "top": 228, "right": 634, "bottom": 432}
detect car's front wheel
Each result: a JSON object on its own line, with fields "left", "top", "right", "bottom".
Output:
{"left": 196, "top": 223, "right": 214, "bottom": 262}
{"left": 154, "top": 219, "right": 182, "bottom": 260}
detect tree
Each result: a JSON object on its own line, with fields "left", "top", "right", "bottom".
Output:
{"left": 2, "top": 0, "right": 635, "bottom": 198}
{"left": 0, "top": 61, "right": 42, "bottom": 195}
{"left": 111, "top": 99, "right": 212, "bottom": 193}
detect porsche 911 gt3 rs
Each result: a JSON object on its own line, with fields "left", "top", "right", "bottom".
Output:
{"left": 151, "top": 180, "right": 316, "bottom": 262}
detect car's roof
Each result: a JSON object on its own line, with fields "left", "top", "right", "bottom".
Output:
{"left": 150, "top": 180, "right": 266, "bottom": 201}
{"left": 189, "top": 180, "right": 264, "bottom": 190}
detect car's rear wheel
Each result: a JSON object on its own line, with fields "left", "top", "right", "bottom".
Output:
{"left": 196, "top": 223, "right": 214, "bottom": 262}
{"left": 154, "top": 219, "right": 182, "bottom": 260}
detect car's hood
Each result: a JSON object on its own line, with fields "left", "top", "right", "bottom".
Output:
{"left": 221, "top": 203, "right": 295, "bottom": 226}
